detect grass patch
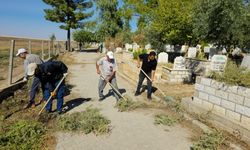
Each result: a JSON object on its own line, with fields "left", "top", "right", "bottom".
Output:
{"left": 0, "top": 49, "right": 9, "bottom": 66}
{"left": 207, "top": 60, "right": 250, "bottom": 88}
{"left": 164, "top": 63, "right": 174, "bottom": 69}
{"left": 57, "top": 107, "right": 111, "bottom": 135}
{"left": 0, "top": 120, "right": 46, "bottom": 150}
{"left": 164, "top": 96, "right": 184, "bottom": 113}
{"left": 115, "top": 98, "right": 145, "bottom": 112}
{"left": 191, "top": 131, "right": 226, "bottom": 150}
{"left": 154, "top": 114, "right": 177, "bottom": 126}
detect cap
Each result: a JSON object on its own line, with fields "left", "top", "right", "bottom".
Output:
{"left": 107, "top": 51, "right": 114, "bottom": 59}
{"left": 16, "top": 48, "right": 27, "bottom": 56}
{"left": 27, "top": 63, "right": 37, "bottom": 76}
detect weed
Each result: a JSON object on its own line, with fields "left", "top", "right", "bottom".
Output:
{"left": 164, "top": 96, "right": 184, "bottom": 113}
{"left": 57, "top": 107, "right": 111, "bottom": 135}
{"left": 154, "top": 114, "right": 177, "bottom": 126}
{"left": 206, "top": 60, "right": 250, "bottom": 88}
{"left": 0, "top": 120, "right": 46, "bottom": 150}
{"left": 132, "top": 49, "right": 147, "bottom": 59}
{"left": 191, "top": 130, "right": 226, "bottom": 150}
{"left": 115, "top": 99, "right": 145, "bottom": 112}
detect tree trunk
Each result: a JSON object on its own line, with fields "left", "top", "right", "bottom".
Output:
{"left": 67, "top": 28, "right": 71, "bottom": 51}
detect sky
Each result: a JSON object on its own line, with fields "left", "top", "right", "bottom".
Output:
{"left": 0, "top": 0, "right": 138, "bottom": 41}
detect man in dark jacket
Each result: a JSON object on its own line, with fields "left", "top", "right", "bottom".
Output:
{"left": 27, "top": 61, "right": 68, "bottom": 114}
{"left": 134, "top": 51, "right": 157, "bottom": 100}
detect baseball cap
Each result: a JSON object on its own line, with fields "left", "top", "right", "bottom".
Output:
{"left": 27, "top": 63, "right": 37, "bottom": 76}
{"left": 16, "top": 48, "right": 27, "bottom": 56}
{"left": 107, "top": 51, "right": 114, "bottom": 59}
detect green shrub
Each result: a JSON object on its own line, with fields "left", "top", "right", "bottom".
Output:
{"left": 0, "top": 120, "right": 46, "bottom": 150}
{"left": 154, "top": 114, "right": 177, "bottom": 126}
{"left": 132, "top": 49, "right": 148, "bottom": 59}
{"left": 115, "top": 99, "right": 145, "bottom": 112}
{"left": 196, "top": 51, "right": 206, "bottom": 60}
{"left": 191, "top": 131, "right": 225, "bottom": 150}
{"left": 128, "top": 48, "right": 133, "bottom": 52}
{"left": 207, "top": 60, "right": 250, "bottom": 87}
{"left": 57, "top": 107, "right": 111, "bottom": 135}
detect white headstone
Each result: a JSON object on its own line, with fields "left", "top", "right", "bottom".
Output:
{"left": 204, "top": 46, "right": 210, "bottom": 53}
{"left": 125, "top": 43, "right": 133, "bottom": 51}
{"left": 232, "top": 47, "right": 241, "bottom": 56}
{"left": 174, "top": 56, "right": 186, "bottom": 69}
{"left": 181, "top": 45, "right": 188, "bottom": 53}
{"left": 115, "top": 47, "right": 123, "bottom": 53}
{"left": 188, "top": 47, "right": 197, "bottom": 58}
{"left": 241, "top": 55, "right": 250, "bottom": 70}
{"left": 157, "top": 52, "right": 168, "bottom": 63}
{"left": 210, "top": 55, "right": 227, "bottom": 71}
{"left": 145, "top": 44, "right": 152, "bottom": 50}
{"left": 132, "top": 43, "right": 140, "bottom": 50}
{"left": 165, "top": 44, "right": 174, "bottom": 52}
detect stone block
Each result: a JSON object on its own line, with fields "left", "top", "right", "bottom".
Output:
{"left": 226, "top": 86, "right": 238, "bottom": 94}
{"left": 228, "top": 93, "right": 244, "bottom": 105}
{"left": 215, "top": 90, "right": 228, "bottom": 99}
{"left": 210, "top": 80, "right": 224, "bottom": 90}
{"left": 236, "top": 104, "right": 250, "bottom": 117}
{"left": 193, "top": 97, "right": 202, "bottom": 105}
{"left": 194, "top": 91, "right": 199, "bottom": 97}
{"left": 196, "top": 76, "right": 201, "bottom": 84}
{"left": 213, "top": 105, "right": 226, "bottom": 116}
{"left": 221, "top": 99, "right": 235, "bottom": 111}
{"left": 244, "top": 97, "right": 250, "bottom": 108}
{"left": 204, "top": 86, "right": 216, "bottom": 95}
{"left": 202, "top": 100, "right": 214, "bottom": 110}
{"left": 200, "top": 77, "right": 212, "bottom": 86}
{"left": 209, "top": 95, "right": 221, "bottom": 105}
{"left": 195, "top": 83, "right": 204, "bottom": 91}
{"left": 241, "top": 115, "right": 250, "bottom": 130}
{"left": 238, "top": 86, "right": 250, "bottom": 98}
{"left": 226, "top": 110, "right": 241, "bottom": 122}
{"left": 199, "top": 92, "right": 209, "bottom": 101}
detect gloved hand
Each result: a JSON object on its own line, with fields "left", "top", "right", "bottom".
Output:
{"left": 50, "top": 91, "right": 57, "bottom": 97}
{"left": 63, "top": 73, "right": 68, "bottom": 77}
{"left": 23, "top": 77, "right": 27, "bottom": 82}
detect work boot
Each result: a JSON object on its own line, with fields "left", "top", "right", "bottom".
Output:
{"left": 23, "top": 102, "right": 35, "bottom": 109}
{"left": 134, "top": 92, "right": 140, "bottom": 96}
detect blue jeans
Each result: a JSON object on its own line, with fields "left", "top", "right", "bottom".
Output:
{"left": 29, "top": 76, "right": 41, "bottom": 104}
{"left": 44, "top": 81, "right": 65, "bottom": 112}
{"left": 136, "top": 71, "right": 152, "bottom": 98}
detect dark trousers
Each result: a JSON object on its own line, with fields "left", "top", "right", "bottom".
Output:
{"left": 98, "top": 77, "right": 120, "bottom": 100}
{"left": 29, "top": 76, "right": 41, "bottom": 104}
{"left": 136, "top": 71, "right": 152, "bottom": 98}
{"left": 44, "top": 81, "right": 65, "bottom": 112}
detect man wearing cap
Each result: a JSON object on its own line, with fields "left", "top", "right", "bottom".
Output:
{"left": 134, "top": 51, "right": 157, "bottom": 100}
{"left": 16, "top": 48, "right": 43, "bottom": 108}
{"left": 27, "top": 61, "right": 68, "bottom": 114}
{"left": 96, "top": 51, "right": 120, "bottom": 101}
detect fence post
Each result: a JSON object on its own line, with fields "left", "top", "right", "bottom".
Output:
{"left": 41, "top": 41, "right": 44, "bottom": 60}
{"left": 48, "top": 41, "right": 51, "bottom": 58}
{"left": 8, "top": 40, "right": 15, "bottom": 85}
{"left": 57, "top": 41, "right": 60, "bottom": 54}
{"left": 28, "top": 40, "right": 32, "bottom": 54}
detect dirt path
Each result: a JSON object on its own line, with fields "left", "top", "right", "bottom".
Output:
{"left": 56, "top": 52, "right": 193, "bottom": 150}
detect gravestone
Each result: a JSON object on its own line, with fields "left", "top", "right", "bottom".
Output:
{"left": 210, "top": 55, "right": 227, "bottom": 71}
{"left": 241, "top": 55, "right": 250, "bottom": 70}
{"left": 209, "top": 47, "right": 219, "bottom": 60}
{"left": 188, "top": 47, "right": 197, "bottom": 58}
{"left": 181, "top": 45, "right": 188, "bottom": 53}
{"left": 204, "top": 46, "right": 210, "bottom": 53}
{"left": 145, "top": 44, "right": 152, "bottom": 50}
{"left": 174, "top": 45, "right": 181, "bottom": 52}
{"left": 158, "top": 52, "right": 168, "bottom": 63}
{"left": 174, "top": 56, "right": 186, "bottom": 69}
{"left": 165, "top": 44, "right": 174, "bottom": 52}
{"left": 232, "top": 47, "right": 241, "bottom": 56}
{"left": 125, "top": 43, "right": 133, "bottom": 51}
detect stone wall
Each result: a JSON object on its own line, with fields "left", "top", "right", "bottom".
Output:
{"left": 184, "top": 76, "right": 250, "bottom": 141}
{"left": 162, "top": 67, "right": 191, "bottom": 83}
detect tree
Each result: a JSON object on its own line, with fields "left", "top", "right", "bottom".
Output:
{"left": 94, "top": 0, "right": 123, "bottom": 40}
{"left": 192, "top": 0, "right": 245, "bottom": 52}
{"left": 145, "top": 0, "right": 194, "bottom": 50}
{"left": 73, "top": 30, "right": 96, "bottom": 50}
{"left": 43, "top": 0, "right": 93, "bottom": 51}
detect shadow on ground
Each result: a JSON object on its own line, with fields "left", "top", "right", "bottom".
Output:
{"left": 63, "top": 97, "right": 91, "bottom": 113}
